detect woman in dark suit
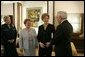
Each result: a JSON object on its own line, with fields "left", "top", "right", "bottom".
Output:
{"left": 37, "top": 13, "right": 55, "bottom": 56}
{"left": 1, "top": 15, "right": 18, "bottom": 56}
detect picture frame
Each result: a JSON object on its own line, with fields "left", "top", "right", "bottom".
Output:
{"left": 26, "top": 7, "right": 42, "bottom": 27}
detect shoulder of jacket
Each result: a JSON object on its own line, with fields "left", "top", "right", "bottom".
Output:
{"left": 31, "top": 27, "right": 35, "bottom": 31}
{"left": 1, "top": 24, "right": 7, "bottom": 28}
{"left": 39, "top": 25, "right": 43, "bottom": 28}
{"left": 48, "top": 24, "right": 54, "bottom": 27}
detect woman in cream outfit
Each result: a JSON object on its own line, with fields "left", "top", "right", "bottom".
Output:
{"left": 19, "top": 19, "right": 38, "bottom": 56}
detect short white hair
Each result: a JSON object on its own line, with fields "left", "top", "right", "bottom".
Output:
{"left": 57, "top": 11, "right": 67, "bottom": 19}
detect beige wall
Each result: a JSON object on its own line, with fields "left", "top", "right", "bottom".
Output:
{"left": 1, "top": 1, "right": 84, "bottom": 34}
{"left": 1, "top": 3, "right": 13, "bottom": 15}
{"left": 55, "top": 1, "right": 84, "bottom": 14}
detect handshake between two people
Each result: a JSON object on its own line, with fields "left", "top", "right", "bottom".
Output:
{"left": 39, "top": 42, "right": 51, "bottom": 48}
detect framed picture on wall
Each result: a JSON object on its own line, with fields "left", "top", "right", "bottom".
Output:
{"left": 26, "top": 7, "right": 42, "bottom": 27}
{"left": 67, "top": 13, "right": 83, "bottom": 34}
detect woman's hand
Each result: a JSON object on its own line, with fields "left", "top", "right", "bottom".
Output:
{"left": 8, "top": 39, "right": 14, "bottom": 43}
{"left": 45, "top": 42, "right": 51, "bottom": 47}
{"left": 39, "top": 42, "right": 45, "bottom": 48}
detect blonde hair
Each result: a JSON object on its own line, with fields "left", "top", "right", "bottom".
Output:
{"left": 41, "top": 13, "right": 49, "bottom": 20}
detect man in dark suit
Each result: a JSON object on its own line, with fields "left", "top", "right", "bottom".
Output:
{"left": 53, "top": 11, "right": 73, "bottom": 56}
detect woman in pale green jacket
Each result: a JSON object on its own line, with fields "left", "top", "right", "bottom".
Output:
{"left": 19, "top": 19, "right": 38, "bottom": 56}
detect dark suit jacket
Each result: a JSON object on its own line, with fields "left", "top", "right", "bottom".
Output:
{"left": 1, "top": 24, "right": 17, "bottom": 45}
{"left": 1, "top": 24, "right": 18, "bottom": 56}
{"left": 53, "top": 20, "right": 73, "bottom": 56}
{"left": 37, "top": 24, "right": 55, "bottom": 44}
{"left": 54, "top": 20, "right": 73, "bottom": 46}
